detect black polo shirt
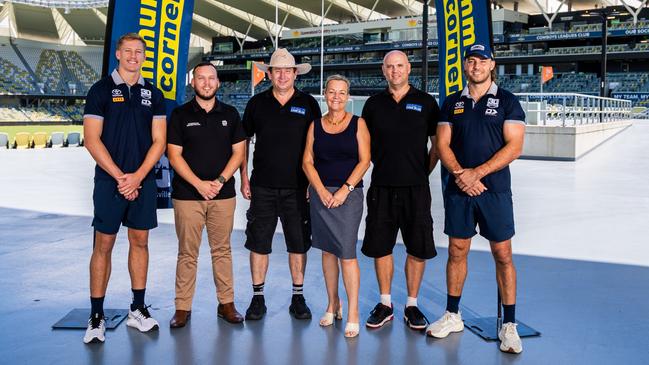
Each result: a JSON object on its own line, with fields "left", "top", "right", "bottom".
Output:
{"left": 84, "top": 69, "right": 166, "bottom": 181}
{"left": 362, "top": 85, "right": 440, "bottom": 186}
{"left": 242, "top": 87, "right": 322, "bottom": 189}
{"left": 167, "top": 97, "right": 246, "bottom": 200}
{"left": 439, "top": 82, "right": 526, "bottom": 194}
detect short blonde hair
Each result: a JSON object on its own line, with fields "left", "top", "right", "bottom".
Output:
{"left": 324, "top": 74, "right": 350, "bottom": 91}
{"left": 117, "top": 32, "right": 145, "bottom": 50}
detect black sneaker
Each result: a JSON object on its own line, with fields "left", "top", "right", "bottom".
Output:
{"left": 245, "top": 295, "right": 267, "bottom": 320}
{"left": 366, "top": 303, "right": 394, "bottom": 328}
{"left": 289, "top": 295, "right": 312, "bottom": 319}
{"left": 404, "top": 306, "right": 429, "bottom": 330}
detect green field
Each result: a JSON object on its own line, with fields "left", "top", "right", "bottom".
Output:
{"left": 0, "top": 125, "right": 83, "bottom": 143}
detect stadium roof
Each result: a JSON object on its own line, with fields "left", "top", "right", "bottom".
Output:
{"left": 0, "top": 0, "right": 643, "bottom": 46}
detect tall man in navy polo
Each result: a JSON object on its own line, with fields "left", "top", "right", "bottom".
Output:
{"left": 426, "top": 44, "right": 526, "bottom": 354}
{"left": 361, "top": 50, "right": 440, "bottom": 330}
{"left": 239, "top": 49, "right": 321, "bottom": 320}
{"left": 82, "top": 33, "right": 166, "bottom": 344}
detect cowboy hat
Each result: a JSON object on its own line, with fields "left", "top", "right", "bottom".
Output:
{"left": 254, "top": 48, "right": 312, "bottom": 75}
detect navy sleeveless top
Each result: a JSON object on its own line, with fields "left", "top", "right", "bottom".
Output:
{"left": 313, "top": 115, "right": 363, "bottom": 188}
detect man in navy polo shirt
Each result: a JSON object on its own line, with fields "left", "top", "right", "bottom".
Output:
{"left": 82, "top": 33, "right": 166, "bottom": 344}
{"left": 239, "top": 49, "right": 321, "bottom": 321}
{"left": 361, "top": 50, "right": 440, "bottom": 331}
{"left": 426, "top": 43, "right": 526, "bottom": 354}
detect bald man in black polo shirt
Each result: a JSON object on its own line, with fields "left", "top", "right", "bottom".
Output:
{"left": 167, "top": 62, "right": 246, "bottom": 327}
{"left": 361, "top": 50, "right": 440, "bottom": 330}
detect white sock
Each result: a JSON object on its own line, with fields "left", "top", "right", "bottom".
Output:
{"left": 406, "top": 296, "right": 418, "bottom": 307}
{"left": 380, "top": 294, "right": 391, "bottom": 306}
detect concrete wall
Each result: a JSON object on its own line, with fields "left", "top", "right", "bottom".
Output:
{"left": 522, "top": 120, "right": 632, "bottom": 160}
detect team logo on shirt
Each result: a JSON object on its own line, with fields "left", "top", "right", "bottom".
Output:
{"left": 222, "top": 120, "right": 228, "bottom": 126}
{"left": 406, "top": 103, "right": 422, "bottom": 112}
{"left": 487, "top": 98, "right": 500, "bottom": 108}
{"left": 485, "top": 108, "right": 498, "bottom": 116}
{"left": 290, "top": 106, "right": 306, "bottom": 115}
{"left": 141, "top": 99, "right": 152, "bottom": 107}
{"left": 141, "top": 89, "right": 152, "bottom": 99}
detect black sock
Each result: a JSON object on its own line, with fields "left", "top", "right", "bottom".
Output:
{"left": 90, "top": 296, "right": 104, "bottom": 317}
{"left": 503, "top": 304, "right": 516, "bottom": 324}
{"left": 292, "top": 283, "right": 303, "bottom": 297}
{"left": 131, "top": 288, "right": 146, "bottom": 311}
{"left": 446, "top": 294, "right": 461, "bottom": 313}
{"left": 253, "top": 282, "right": 265, "bottom": 297}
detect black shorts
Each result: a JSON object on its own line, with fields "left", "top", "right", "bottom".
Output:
{"left": 244, "top": 186, "right": 311, "bottom": 254}
{"left": 361, "top": 185, "right": 436, "bottom": 260}
{"left": 92, "top": 178, "right": 158, "bottom": 235}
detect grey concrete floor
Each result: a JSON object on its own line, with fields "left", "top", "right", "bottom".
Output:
{"left": 1, "top": 121, "right": 648, "bottom": 364}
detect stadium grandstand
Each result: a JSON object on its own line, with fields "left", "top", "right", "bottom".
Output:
{"left": 0, "top": 0, "right": 647, "bottom": 136}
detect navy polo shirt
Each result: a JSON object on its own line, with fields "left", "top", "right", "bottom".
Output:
{"left": 167, "top": 97, "right": 247, "bottom": 200}
{"left": 242, "top": 87, "right": 322, "bottom": 189}
{"left": 84, "top": 69, "right": 166, "bottom": 181}
{"left": 361, "top": 85, "right": 440, "bottom": 186}
{"left": 439, "top": 82, "right": 525, "bottom": 194}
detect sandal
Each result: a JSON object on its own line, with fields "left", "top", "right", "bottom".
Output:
{"left": 344, "top": 322, "right": 360, "bottom": 338}
{"left": 319, "top": 301, "right": 343, "bottom": 326}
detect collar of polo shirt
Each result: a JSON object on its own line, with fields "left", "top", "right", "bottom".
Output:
{"left": 461, "top": 81, "right": 498, "bottom": 102}
{"left": 190, "top": 96, "right": 222, "bottom": 114}
{"left": 111, "top": 69, "right": 145, "bottom": 86}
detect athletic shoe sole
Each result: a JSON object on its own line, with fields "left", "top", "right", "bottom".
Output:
{"left": 499, "top": 344, "right": 522, "bottom": 354}
{"left": 289, "top": 307, "right": 312, "bottom": 320}
{"left": 426, "top": 322, "right": 464, "bottom": 338}
{"left": 126, "top": 320, "right": 159, "bottom": 332}
{"left": 83, "top": 336, "right": 104, "bottom": 344}
{"left": 365, "top": 314, "right": 394, "bottom": 328}
{"left": 403, "top": 315, "right": 427, "bottom": 330}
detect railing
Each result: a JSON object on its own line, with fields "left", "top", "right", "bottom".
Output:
{"left": 315, "top": 93, "right": 632, "bottom": 126}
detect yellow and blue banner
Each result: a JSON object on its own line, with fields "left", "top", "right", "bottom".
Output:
{"left": 102, "top": 0, "right": 195, "bottom": 208}
{"left": 434, "top": 0, "right": 492, "bottom": 104}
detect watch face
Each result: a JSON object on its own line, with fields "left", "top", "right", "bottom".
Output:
{"left": 348, "top": 185, "right": 354, "bottom": 191}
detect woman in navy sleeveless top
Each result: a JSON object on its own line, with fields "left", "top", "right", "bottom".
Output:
{"left": 303, "top": 75, "right": 370, "bottom": 338}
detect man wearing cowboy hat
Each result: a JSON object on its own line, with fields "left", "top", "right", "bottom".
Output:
{"left": 239, "top": 48, "right": 321, "bottom": 320}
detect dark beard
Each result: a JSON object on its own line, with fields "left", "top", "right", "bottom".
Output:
{"left": 195, "top": 89, "right": 217, "bottom": 101}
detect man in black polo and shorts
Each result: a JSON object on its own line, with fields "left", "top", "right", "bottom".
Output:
{"left": 361, "top": 50, "right": 440, "bottom": 330}
{"left": 239, "top": 49, "right": 321, "bottom": 320}
{"left": 82, "top": 33, "right": 166, "bottom": 343}
{"left": 426, "top": 43, "right": 526, "bottom": 354}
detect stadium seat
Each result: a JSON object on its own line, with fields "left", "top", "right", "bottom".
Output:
{"left": 0, "top": 132, "right": 8, "bottom": 149}
{"left": 32, "top": 132, "right": 48, "bottom": 148}
{"left": 50, "top": 132, "right": 64, "bottom": 148}
{"left": 14, "top": 132, "right": 31, "bottom": 149}
{"left": 66, "top": 132, "right": 81, "bottom": 147}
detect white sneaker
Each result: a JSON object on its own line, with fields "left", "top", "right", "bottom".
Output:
{"left": 426, "top": 311, "right": 464, "bottom": 338}
{"left": 499, "top": 322, "right": 523, "bottom": 354}
{"left": 126, "top": 306, "right": 159, "bottom": 332}
{"left": 83, "top": 314, "right": 105, "bottom": 344}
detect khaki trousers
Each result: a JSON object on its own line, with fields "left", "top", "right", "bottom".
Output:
{"left": 173, "top": 198, "right": 236, "bottom": 310}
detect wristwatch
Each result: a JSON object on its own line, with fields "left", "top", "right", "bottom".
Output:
{"left": 217, "top": 175, "right": 226, "bottom": 184}
{"left": 344, "top": 182, "right": 354, "bottom": 192}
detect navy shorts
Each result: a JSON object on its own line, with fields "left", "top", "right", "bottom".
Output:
{"left": 92, "top": 178, "right": 158, "bottom": 234}
{"left": 362, "top": 185, "right": 436, "bottom": 260}
{"left": 244, "top": 186, "right": 311, "bottom": 254}
{"left": 443, "top": 192, "right": 515, "bottom": 242}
